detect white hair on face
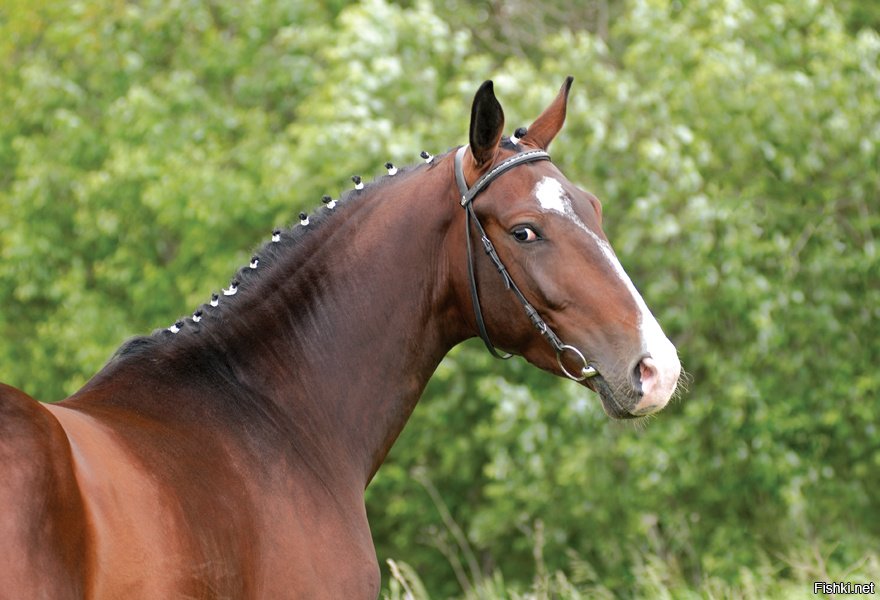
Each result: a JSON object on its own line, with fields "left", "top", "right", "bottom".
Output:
{"left": 532, "top": 176, "right": 679, "bottom": 388}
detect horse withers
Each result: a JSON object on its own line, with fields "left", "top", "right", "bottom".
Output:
{"left": 0, "top": 78, "right": 681, "bottom": 598}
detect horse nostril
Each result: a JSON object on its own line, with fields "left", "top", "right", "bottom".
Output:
{"left": 631, "top": 355, "right": 658, "bottom": 397}
{"left": 639, "top": 356, "right": 658, "bottom": 396}
{"left": 631, "top": 362, "right": 644, "bottom": 396}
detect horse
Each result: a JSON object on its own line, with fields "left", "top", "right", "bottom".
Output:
{"left": 0, "top": 77, "right": 681, "bottom": 598}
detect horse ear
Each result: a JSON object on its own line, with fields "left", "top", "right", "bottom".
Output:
{"left": 521, "top": 76, "right": 574, "bottom": 150}
{"left": 469, "top": 80, "right": 505, "bottom": 168}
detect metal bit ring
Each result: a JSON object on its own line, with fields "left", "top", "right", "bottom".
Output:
{"left": 556, "top": 344, "right": 598, "bottom": 381}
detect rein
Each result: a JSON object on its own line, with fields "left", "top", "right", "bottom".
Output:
{"left": 454, "top": 146, "right": 598, "bottom": 381}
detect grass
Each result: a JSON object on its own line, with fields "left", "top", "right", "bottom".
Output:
{"left": 384, "top": 471, "right": 880, "bottom": 599}
{"left": 384, "top": 549, "right": 880, "bottom": 600}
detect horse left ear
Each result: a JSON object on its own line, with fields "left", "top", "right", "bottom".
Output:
{"left": 469, "top": 80, "right": 505, "bottom": 168}
{"left": 521, "top": 76, "right": 574, "bottom": 150}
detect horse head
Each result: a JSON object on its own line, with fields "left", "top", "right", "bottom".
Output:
{"left": 455, "top": 78, "right": 681, "bottom": 419}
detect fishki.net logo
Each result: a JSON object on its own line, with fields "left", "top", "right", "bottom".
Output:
{"left": 813, "top": 581, "right": 876, "bottom": 596}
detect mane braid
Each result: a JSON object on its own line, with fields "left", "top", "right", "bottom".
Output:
{"left": 109, "top": 153, "right": 447, "bottom": 365}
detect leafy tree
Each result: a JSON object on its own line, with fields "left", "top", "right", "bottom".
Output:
{"left": 0, "top": 0, "right": 341, "bottom": 398}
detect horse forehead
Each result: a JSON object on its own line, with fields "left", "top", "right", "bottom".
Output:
{"left": 530, "top": 175, "right": 621, "bottom": 273}
{"left": 533, "top": 175, "right": 569, "bottom": 212}
{"left": 532, "top": 175, "right": 592, "bottom": 226}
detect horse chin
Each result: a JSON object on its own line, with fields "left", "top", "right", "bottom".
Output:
{"left": 585, "top": 375, "right": 639, "bottom": 420}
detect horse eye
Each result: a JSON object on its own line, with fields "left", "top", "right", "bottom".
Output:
{"left": 512, "top": 227, "right": 539, "bottom": 243}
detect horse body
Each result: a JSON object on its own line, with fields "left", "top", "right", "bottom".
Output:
{"left": 0, "top": 79, "right": 681, "bottom": 598}
{"left": 42, "top": 398, "right": 379, "bottom": 598}
{"left": 2, "top": 368, "right": 376, "bottom": 597}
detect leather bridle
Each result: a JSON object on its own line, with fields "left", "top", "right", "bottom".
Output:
{"left": 453, "top": 145, "right": 598, "bottom": 381}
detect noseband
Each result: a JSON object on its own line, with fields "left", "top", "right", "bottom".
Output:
{"left": 454, "top": 146, "right": 598, "bottom": 381}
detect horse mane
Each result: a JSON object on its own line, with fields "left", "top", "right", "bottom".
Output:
{"left": 103, "top": 133, "right": 525, "bottom": 373}
{"left": 106, "top": 155, "right": 441, "bottom": 367}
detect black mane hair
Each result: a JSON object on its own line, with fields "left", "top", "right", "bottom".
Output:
{"left": 107, "top": 152, "right": 448, "bottom": 365}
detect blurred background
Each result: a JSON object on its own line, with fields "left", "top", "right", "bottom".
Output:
{"left": 1, "top": 0, "right": 878, "bottom": 597}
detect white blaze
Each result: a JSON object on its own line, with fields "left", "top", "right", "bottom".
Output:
{"left": 534, "top": 177, "right": 681, "bottom": 413}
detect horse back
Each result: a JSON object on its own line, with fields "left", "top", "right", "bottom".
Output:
{"left": 0, "top": 382, "right": 89, "bottom": 599}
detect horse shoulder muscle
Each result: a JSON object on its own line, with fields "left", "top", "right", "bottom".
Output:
{"left": 0, "top": 383, "right": 89, "bottom": 598}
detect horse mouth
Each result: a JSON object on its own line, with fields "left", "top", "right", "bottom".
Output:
{"left": 586, "top": 375, "right": 639, "bottom": 420}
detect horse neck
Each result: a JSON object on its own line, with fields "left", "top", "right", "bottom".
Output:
{"left": 132, "top": 159, "right": 470, "bottom": 488}
{"left": 277, "top": 166, "right": 472, "bottom": 483}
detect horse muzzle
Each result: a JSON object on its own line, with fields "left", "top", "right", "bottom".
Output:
{"left": 585, "top": 353, "right": 682, "bottom": 420}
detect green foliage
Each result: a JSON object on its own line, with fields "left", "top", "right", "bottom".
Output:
{"left": 0, "top": 0, "right": 341, "bottom": 397}
{"left": 384, "top": 548, "right": 880, "bottom": 599}
{"left": 1, "top": 0, "right": 877, "bottom": 597}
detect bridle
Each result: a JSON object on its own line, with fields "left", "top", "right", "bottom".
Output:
{"left": 453, "top": 145, "right": 598, "bottom": 381}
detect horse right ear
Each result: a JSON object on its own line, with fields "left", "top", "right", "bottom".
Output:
{"left": 468, "top": 80, "right": 505, "bottom": 168}
{"left": 520, "top": 76, "right": 573, "bottom": 150}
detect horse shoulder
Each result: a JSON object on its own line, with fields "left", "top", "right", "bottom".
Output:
{"left": 44, "top": 399, "right": 225, "bottom": 598}
{"left": 0, "top": 383, "right": 89, "bottom": 599}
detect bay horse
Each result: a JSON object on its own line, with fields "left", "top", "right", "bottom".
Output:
{"left": 0, "top": 78, "right": 681, "bottom": 598}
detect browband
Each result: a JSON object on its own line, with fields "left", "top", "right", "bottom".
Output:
{"left": 454, "top": 146, "right": 550, "bottom": 205}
